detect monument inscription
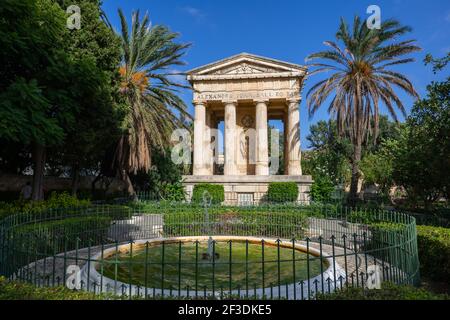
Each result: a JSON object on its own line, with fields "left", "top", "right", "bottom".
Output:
{"left": 195, "top": 90, "right": 297, "bottom": 102}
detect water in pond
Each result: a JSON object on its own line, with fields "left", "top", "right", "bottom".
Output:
{"left": 100, "top": 240, "right": 327, "bottom": 290}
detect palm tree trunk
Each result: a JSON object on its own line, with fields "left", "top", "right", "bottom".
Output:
{"left": 120, "top": 169, "right": 137, "bottom": 200}
{"left": 349, "top": 142, "right": 362, "bottom": 205}
{"left": 31, "top": 142, "right": 46, "bottom": 201}
{"left": 71, "top": 163, "right": 80, "bottom": 196}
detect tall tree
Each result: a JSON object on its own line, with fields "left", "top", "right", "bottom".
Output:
{"left": 52, "top": 0, "right": 123, "bottom": 196}
{"left": 306, "top": 120, "right": 352, "bottom": 185}
{"left": 0, "top": 0, "right": 122, "bottom": 200}
{"left": 306, "top": 16, "right": 421, "bottom": 203}
{"left": 391, "top": 61, "right": 449, "bottom": 208}
{"left": 113, "top": 9, "right": 191, "bottom": 195}
{"left": 0, "top": 0, "right": 67, "bottom": 200}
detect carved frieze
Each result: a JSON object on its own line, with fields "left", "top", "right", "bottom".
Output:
{"left": 213, "top": 62, "right": 281, "bottom": 75}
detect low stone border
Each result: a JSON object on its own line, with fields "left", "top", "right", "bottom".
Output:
{"left": 79, "top": 236, "right": 346, "bottom": 299}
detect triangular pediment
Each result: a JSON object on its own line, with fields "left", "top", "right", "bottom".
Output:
{"left": 187, "top": 53, "right": 307, "bottom": 77}
{"left": 212, "top": 61, "right": 280, "bottom": 75}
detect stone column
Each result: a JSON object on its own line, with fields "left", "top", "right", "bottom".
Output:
{"left": 286, "top": 98, "right": 302, "bottom": 175}
{"left": 224, "top": 101, "right": 237, "bottom": 175}
{"left": 283, "top": 111, "right": 289, "bottom": 174}
{"left": 210, "top": 115, "right": 219, "bottom": 174}
{"left": 203, "top": 108, "right": 213, "bottom": 175}
{"left": 193, "top": 101, "right": 206, "bottom": 175}
{"left": 255, "top": 100, "right": 269, "bottom": 175}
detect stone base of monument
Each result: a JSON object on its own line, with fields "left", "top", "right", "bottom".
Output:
{"left": 182, "top": 175, "right": 313, "bottom": 205}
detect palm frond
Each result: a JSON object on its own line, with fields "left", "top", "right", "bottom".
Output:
{"left": 115, "top": 9, "right": 192, "bottom": 173}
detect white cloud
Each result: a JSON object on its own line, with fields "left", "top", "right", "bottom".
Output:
{"left": 181, "top": 6, "right": 206, "bottom": 20}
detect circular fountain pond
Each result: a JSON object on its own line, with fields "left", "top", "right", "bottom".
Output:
{"left": 91, "top": 236, "right": 329, "bottom": 294}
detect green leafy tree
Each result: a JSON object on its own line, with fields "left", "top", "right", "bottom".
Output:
{"left": 424, "top": 53, "right": 450, "bottom": 74}
{"left": 51, "top": 0, "right": 123, "bottom": 195}
{"left": 310, "top": 175, "right": 335, "bottom": 203}
{"left": 306, "top": 16, "right": 421, "bottom": 204}
{"left": 392, "top": 76, "right": 449, "bottom": 208}
{"left": 0, "top": 0, "right": 123, "bottom": 200}
{"left": 360, "top": 138, "right": 397, "bottom": 199}
{"left": 305, "top": 120, "right": 352, "bottom": 184}
{"left": 0, "top": 0, "right": 69, "bottom": 200}
{"left": 131, "top": 147, "right": 184, "bottom": 200}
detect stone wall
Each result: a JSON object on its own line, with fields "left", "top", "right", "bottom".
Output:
{"left": 182, "top": 175, "right": 312, "bottom": 205}
{"left": 0, "top": 174, "right": 126, "bottom": 193}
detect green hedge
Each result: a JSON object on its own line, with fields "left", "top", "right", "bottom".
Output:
{"left": 0, "top": 276, "right": 108, "bottom": 300}
{"left": 2, "top": 277, "right": 446, "bottom": 300}
{"left": 416, "top": 225, "right": 450, "bottom": 282}
{"left": 191, "top": 184, "right": 224, "bottom": 204}
{"left": 267, "top": 182, "right": 298, "bottom": 203}
{"left": 310, "top": 176, "right": 334, "bottom": 202}
{"left": 12, "top": 216, "right": 113, "bottom": 252}
{"left": 317, "top": 282, "right": 448, "bottom": 300}
{"left": 163, "top": 205, "right": 309, "bottom": 239}
{"left": 0, "top": 192, "right": 91, "bottom": 220}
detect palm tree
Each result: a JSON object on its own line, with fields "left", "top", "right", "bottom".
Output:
{"left": 114, "top": 9, "right": 191, "bottom": 195}
{"left": 306, "top": 16, "right": 421, "bottom": 203}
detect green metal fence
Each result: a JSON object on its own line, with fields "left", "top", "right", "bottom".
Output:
{"left": 0, "top": 202, "right": 420, "bottom": 299}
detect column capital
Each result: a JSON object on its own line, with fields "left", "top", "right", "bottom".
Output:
{"left": 286, "top": 97, "right": 301, "bottom": 105}
{"left": 223, "top": 100, "right": 238, "bottom": 106}
{"left": 192, "top": 100, "right": 206, "bottom": 106}
{"left": 253, "top": 99, "right": 269, "bottom": 105}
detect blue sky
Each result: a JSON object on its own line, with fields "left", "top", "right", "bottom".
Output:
{"left": 102, "top": 0, "right": 450, "bottom": 149}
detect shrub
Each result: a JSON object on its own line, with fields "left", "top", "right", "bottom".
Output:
{"left": 317, "top": 282, "right": 448, "bottom": 300}
{"left": 267, "top": 182, "right": 298, "bottom": 203}
{"left": 416, "top": 225, "right": 450, "bottom": 282}
{"left": 310, "top": 175, "right": 334, "bottom": 203}
{"left": 0, "top": 192, "right": 90, "bottom": 220}
{"left": 163, "top": 205, "right": 309, "bottom": 239}
{"left": 159, "top": 181, "right": 186, "bottom": 202}
{"left": 8, "top": 215, "right": 115, "bottom": 258}
{"left": 0, "top": 276, "right": 107, "bottom": 300}
{"left": 191, "top": 184, "right": 224, "bottom": 204}
{"left": 132, "top": 147, "right": 184, "bottom": 199}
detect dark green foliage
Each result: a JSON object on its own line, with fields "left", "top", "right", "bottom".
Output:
{"left": 158, "top": 182, "right": 186, "bottom": 201}
{"left": 0, "top": 276, "right": 106, "bottom": 300}
{"left": 304, "top": 120, "right": 352, "bottom": 185}
{"left": 13, "top": 215, "right": 113, "bottom": 254}
{"left": 365, "top": 222, "right": 410, "bottom": 270}
{"left": 0, "top": 192, "right": 90, "bottom": 220}
{"left": 317, "top": 282, "right": 448, "bottom": 300}
{"left": 267, "top": 182, "right": 298, "bottom": 203}
{"left": 0, "top": 0, "right": 123, "bottom": 199}
{"left": 310, "top": 176, "right": 334, "bottom": 202}
{"left": 132, "top": 148, "right": 185, "bottom": 201}
{"left": 416, "top": 225, "right": 450, "bottom": 282}
{"left": 391, "top": 77, "right": 450, "bottom": 208}
{"left": 0, "top": 0, "right": 67, "bottom": 145}
{"left": 192, "top": 184, "right": 224, "bottom": 204}
{"left": 424, "top": 53, "right": 450, "bottom": 74}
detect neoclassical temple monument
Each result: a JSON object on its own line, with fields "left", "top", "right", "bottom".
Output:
{"left": 183, "top": 53, "right": 313, "bottom": 204}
